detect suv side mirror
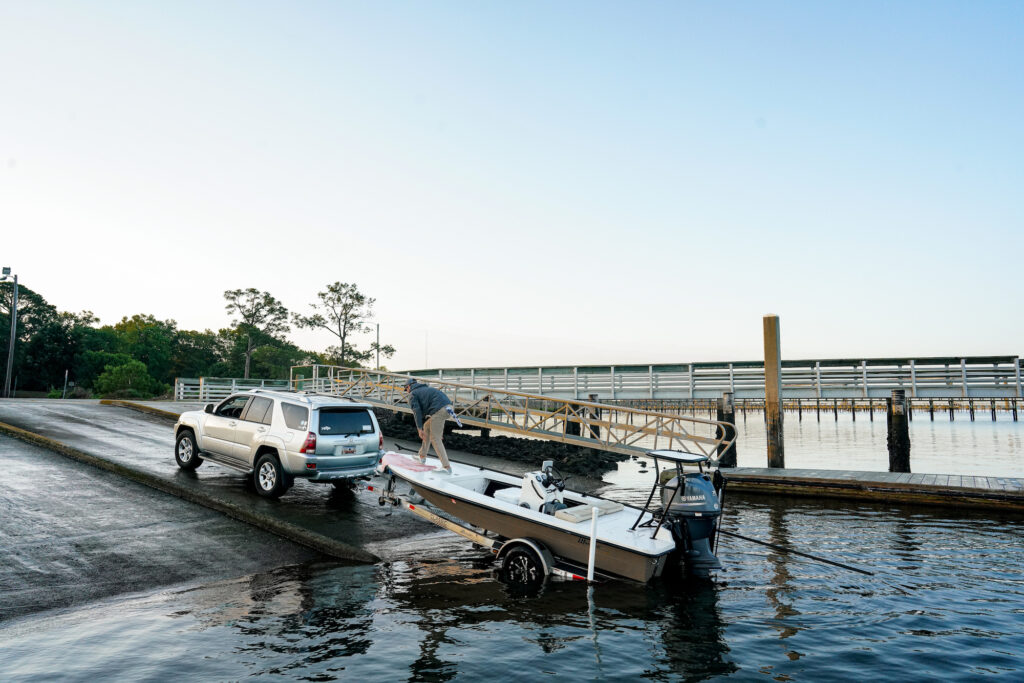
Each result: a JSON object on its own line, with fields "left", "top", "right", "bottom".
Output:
{"left": 204, "top": 404, "right": 214, "bottom": 414}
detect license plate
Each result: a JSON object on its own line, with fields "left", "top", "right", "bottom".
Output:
{"left": 343, "top": 446, "right": 356, "bottom": 454}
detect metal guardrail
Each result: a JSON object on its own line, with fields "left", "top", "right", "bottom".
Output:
{"left": 286, "top": 365, "right": 734, "bottom": 459}
{"left": 405, "top": 356, "right": 1024, "bottom": 400}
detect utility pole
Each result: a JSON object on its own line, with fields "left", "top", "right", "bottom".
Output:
{"left": 1, "top": 268, "right": 17, "bottom": 399}
{"left": 376, "top": 323, "right": 380, "bottom": 370}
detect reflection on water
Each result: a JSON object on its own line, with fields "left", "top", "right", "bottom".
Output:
{"left": 729, "top": 409, "right": 1024, "bottom": 476}
{"left": 2, "top": 494, "right": 1022, "bottom": 681}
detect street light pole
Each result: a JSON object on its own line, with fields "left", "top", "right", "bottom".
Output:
{"left": 1, "top": 267, "right": 17, "bottom": 399}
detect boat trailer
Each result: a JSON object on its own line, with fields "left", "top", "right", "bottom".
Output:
{"left": 365, "top": 476, "right": 611, "bottom": 585}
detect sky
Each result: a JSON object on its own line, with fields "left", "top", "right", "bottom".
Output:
{"left": 2, "top": 1, "right": 1022, "bottom": 371}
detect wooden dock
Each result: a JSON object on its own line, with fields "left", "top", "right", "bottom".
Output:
{"left": 723, "top": 468, "right": 1024, "bottom": 512}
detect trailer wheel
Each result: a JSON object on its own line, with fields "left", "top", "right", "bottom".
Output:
{"left": 501, "top": 545, "right": 545, "bottom": 587}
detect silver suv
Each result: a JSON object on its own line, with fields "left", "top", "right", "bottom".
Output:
{"left": 173, "top": 389, "right": 384, "bottom": 498}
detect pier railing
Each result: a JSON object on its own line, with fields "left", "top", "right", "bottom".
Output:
{"left": 405, "top": 356, "right": 1023, "bottom": 400}
{"left": 173, "top": 376, "right": 290, "bottom": 401}
{"left": 285, "top": 365, "right": 734, "bottom": 459}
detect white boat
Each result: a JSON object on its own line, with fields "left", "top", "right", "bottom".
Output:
{"left": 376, "top": 449, "right": 724, "bottom": 584}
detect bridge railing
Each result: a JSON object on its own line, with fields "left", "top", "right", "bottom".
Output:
{"left": 288, "top": 365, "right": 734, "bottom": 459}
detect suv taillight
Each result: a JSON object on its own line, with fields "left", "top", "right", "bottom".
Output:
{"left": 379, "top": 433, "right": 384, "bottom": 450}
{"left": 300, "top": 432, "right": 317, "bottom": 454}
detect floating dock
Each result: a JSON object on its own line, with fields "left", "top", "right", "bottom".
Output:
{"left": 724, "top": 468, "right": 1024, "bottom": 512}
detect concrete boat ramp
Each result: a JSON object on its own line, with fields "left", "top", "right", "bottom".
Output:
{"left": 1, "top": 399, "right": 1022, "bottom": 572}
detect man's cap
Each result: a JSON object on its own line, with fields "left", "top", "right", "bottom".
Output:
{"left": 403, "top": 378, "right": 417, "bottom": 387}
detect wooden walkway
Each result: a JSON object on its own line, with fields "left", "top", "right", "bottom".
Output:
{"left": 724, "top": 468, "right": 1024, "bottom": 512}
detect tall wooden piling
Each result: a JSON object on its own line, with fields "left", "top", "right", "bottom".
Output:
{"left": 716, "top": 392, "right": 738, "bottom": 468}
{"left": 587, "top": 393, "right": 601, "bottom": 439}
{"left": 887, "top": 389, "right": 911, "bottom": 473}
{"left": 763, "top": 315, "right": 785, "bottom": 468}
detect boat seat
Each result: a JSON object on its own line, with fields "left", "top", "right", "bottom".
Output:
{"left": 492, "top": 487, "right": 521, "bottom": 505}
{"left": 554, "top": 499, "right": 624, "bottom": 523}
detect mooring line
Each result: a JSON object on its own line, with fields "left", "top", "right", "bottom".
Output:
{"left": 718, "top": 528, "right": 875, "bottom": 576}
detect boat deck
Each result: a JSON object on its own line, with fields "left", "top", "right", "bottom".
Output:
{"left": 723, "top": 468, "right": 1024, "bottom": 512}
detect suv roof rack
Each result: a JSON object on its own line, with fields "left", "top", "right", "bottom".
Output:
{"left": 300, "top": 390, "right": 361, "bottom": 403}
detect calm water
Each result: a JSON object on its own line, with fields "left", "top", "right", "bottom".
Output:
{"left": 3, "top": 494, "right": 1022, "bottom": 681}
{"left": 726, "top": 409, "right": 1024, "bottom": 477}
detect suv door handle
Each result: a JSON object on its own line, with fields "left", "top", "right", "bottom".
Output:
{"left": 229, "top": 421, "right": 237, "bottom": 427}
{"left": 257, "top": 427, "right": 267, "bottom": 432}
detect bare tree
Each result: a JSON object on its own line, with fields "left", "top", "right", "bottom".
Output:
{"left": 223, "top": 288, "right": 290, "bottom": 378}
{"left": 294, "top": 282, "right": 391, "bottom": 367}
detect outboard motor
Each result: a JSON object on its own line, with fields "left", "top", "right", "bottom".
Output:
{"left": 662, "top": 470, "right": 722, "bottom": 574}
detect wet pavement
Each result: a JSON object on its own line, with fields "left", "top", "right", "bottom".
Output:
{"left": 0, "top": 434, "right": 321, "bottom": 621}
{"left": 0, "top": 399, "right": 601, "bottom": 624}
{"left": 0, "top": 400, "right": 446, "bottom": 560}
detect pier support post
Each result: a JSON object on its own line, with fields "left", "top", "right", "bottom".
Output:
{"left": 887, "top": 389, "right": 911, "bottom": 473}
{"left": 587, "top": 393, "right": 601, "bottom": 440}
{"left": 763, "top": 315, "right": 785, "bottom": 468}
{"left": 716, "top": 392, "right": 737, "bottom": 468}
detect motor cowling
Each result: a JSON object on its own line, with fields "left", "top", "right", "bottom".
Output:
{"left": 662, "top": 472, "right": 722, "bottom": 574}
{"left": 661, "top": 472, "right": 721, "bottom": 517}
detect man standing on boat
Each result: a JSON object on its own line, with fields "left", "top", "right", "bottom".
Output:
{"left": 404, "top": 378, "right": 455, "bottom": 473}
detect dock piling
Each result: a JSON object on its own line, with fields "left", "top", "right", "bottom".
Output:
{"left": 763, "top": 315, "right": 785, "bottom": 468}
{"left": 887, "top": 389, "right": 911, "bottom": 473}
{"left": 587, "top": 393, "right": 601, "bottom": 439}
{"left": 716, "top": 392, "right": 737, "bottom": 468}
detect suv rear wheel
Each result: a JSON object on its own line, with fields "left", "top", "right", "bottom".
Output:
{"left": 175, "top": 431, "right": 203, "bottom": 470}
{"left": 254, "top": 452, "right": 292, "bottom": 498}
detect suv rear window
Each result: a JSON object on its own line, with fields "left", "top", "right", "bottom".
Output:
{"left": 281, "top": 403, "right": 309, "bottom": 430}
{"left": 318, "top": 408, "right": 375, "bottom": 436}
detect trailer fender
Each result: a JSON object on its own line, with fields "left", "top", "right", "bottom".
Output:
{"left": 496, "top": 538, "right": 555, "bottom": 577}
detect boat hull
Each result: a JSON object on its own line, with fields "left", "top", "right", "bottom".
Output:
{"left": 410, "top": 480, "right": 671, "bottom": 583}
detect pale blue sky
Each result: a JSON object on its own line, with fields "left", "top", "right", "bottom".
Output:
{"left": 2, "top": 2, "right": 1021, "bottom": 370}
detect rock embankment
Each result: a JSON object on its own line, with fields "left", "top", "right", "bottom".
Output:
{"left": 373, "top": 408, "right": 627, "bottom": 477}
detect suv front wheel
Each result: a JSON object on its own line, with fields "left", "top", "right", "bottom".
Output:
{"left": 175, "top": 431, "right": 203, "bottom": 470}
{"left": 254, "top": 452, "right": 292, "bottom": 498}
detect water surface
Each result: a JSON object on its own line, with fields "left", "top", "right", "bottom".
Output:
{"left": 4, "top": 495, "right": 1021, "bottom": 681}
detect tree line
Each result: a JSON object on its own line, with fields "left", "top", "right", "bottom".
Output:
{"left": 0, "top": 281, "right": 394, "bottom": 399}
